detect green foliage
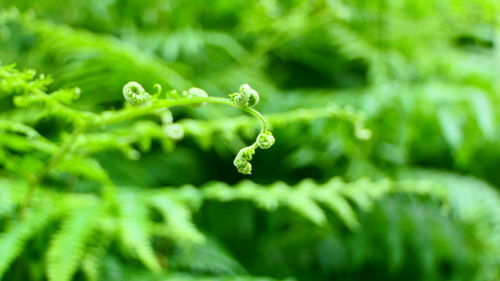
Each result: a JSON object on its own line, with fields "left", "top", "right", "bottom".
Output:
{"left": 118, "top": 191, "right": 161, "bottom": 272}
{"left": 0, "top": 0, "right": 499, "bottom": 280}
{"left": 47, "top": 207, "right": 100, "bottom": 281}
{"left": 0, "top": 172, "right": 498, "bottom": 280}
{"left": 0, "top": 206, "right": 52, "bottom": 277}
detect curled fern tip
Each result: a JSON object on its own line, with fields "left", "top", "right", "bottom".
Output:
{"left": 230, "top": 83, "right": 259, "bottom": 108}
{"left": 257, "top": 131, "right": 275, "bottom": 149}
{"left": 123, "top": 81, "right": 151, "bottom": 106}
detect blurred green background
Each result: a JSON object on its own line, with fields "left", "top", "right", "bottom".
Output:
{"left": 0, "top": 0, "right": 499, "bottom": 281}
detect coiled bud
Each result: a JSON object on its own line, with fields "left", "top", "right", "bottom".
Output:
{"left": 185, "top": 87, "right": 208, "bottom": 98}
{"left": 233, "top": 146, "right": 255, "bottom": 174}
{"left": 257, "top": 131, "right": 275, "bottom": 149}
{"left": 163, "top": 123, "right": 184, "bottom": 140}
{"left": 183, "top": 87, "right": 208, "bottom": 106}
{"left": 153, "top": 83, "right": 162, "bottom": 96}
{"left": 158, "top": 109, "right": 173, "bottom": 124}
{"left": 123, "top": 147, "right": 141, "bottom": 160}
{"left": 247, "top": 89, "right": 259, "bottom": 107}
{"left": 238, "top": 146, "right": 255, "bottom": 161}
{"left": 230, "top": 84, "right": 259, "bottom": 107}
{"left": 229, "top": 92, "right": 249, "bottom": 106}
{"left": 236, "top": 161, "right": 252, "bottom": 175}
{"left": 123, "top": 81, "right": 151, "bottom": 106}
{"left": 239, "top": 84, "right": 252, "bottom": 95}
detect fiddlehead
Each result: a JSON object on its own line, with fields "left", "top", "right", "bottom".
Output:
{"left": 157, "top": 108, "right": 184, "bottom": 141}
{"left": 122, "top": 81, "right": 152, "bottom": 106}
{"left": 233, "top": 146, "right": 256, "bottom": 175}
{"left": 183, "top": 87, "right": 208, "bottom": 99}
{"left": 227, "top": 84, "right": 273, "bottom": 174}
{"left": 163, "top": 124, "right": 185, "bottom": 141}
{"left": 229, "top": 84, "right": 260, "bottom": 108}
{"left": 257, "top": 131, "right": 275, "bottom": 149}
{"left": 118, "top": 82, "right": 274, "bottom": 174}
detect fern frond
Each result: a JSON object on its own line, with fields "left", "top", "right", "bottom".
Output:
{"left": 54, "top": 155, "right": 112, "bottom": 185}
{"left": 328, "top": 23, "right": 378, "bottom": 62}
{"left": 46, "top": 205, "right": 100, "bottom": 281}
{"left": 302, "top": 179, "right": 360, "bottom": 229}
{"left": 201, "top": 176, "right": 459, "bottom": 229}
{"left": 269, "top": 181, "right": 327, "bottom": 225}
{"left": 80, "top": 230, "right": 112, "bottom": 281}
{"left": 202, "top": 178, "right": 389, "bottom": 227}
{"left": 160, "top": 275, "right": 294, "bottom": 281}
{"left": 181, "top": 104, "right": 370, "bottom": 150}
{"left": 0, "top": 119, "right": 40, "bottom": 138}
{"left": 0, "top": 120, "right": 57, "bottom": 154}
{"left": 399, "top": 169, "right": 500, "bottom": 267}
{"left": 0, "top": 208, "right": 52, "bottom": 279}
{"left": 10, "top": 13, "right": 190, "bottom": 104}
{"left": 117, "top": 191, "right": 161, "bottom": 272}
{"left": 13, "top": 88, "right": 98, "bottom": 124}
{"left": 148, "top": 194, "right": 205, "bottom": 244}
{"left": 0, "top": 183, "right": 15, "bottom": 218}
{"left": 75, "top": 120, "right": 169, "bottom": 157}
{"left": 170, "top": 237, "right": 245, "bottom": 275}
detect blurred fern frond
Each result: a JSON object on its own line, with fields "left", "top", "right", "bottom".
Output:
{"left": 0, "top": 1, "right": 499, "bottom": 280}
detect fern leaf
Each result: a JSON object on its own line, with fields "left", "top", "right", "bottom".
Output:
{"left": 54, "top": 155, "right": 112, "bottom": 185}
{"left": 307, "top": 179, "right": 360, "bottom": 229}
{"left": 170, "top": 237, "right": 245, "bottom": 275}
{"left": 160, "top": 275, "right": 294, "bottom": 281}
{"left": 16, "top": 15, "right": 190, "bottom": 104}
{"left": 117, "top": 191, "right": 161, "bottom": 272}
{"left": 181, "top": 104, "right": 368, "bottom": 150}
{"left": 0, "top": 208, "right": 52, "bottom": 279}
{"left": 279, "top": 183, "right": 326, "bottom": 225}
{"left": 202, "top": 177, "right": 440, "bottom": 229}
{"left": 0, "top": 182, "right": 15, "bottom": 218}
{"left": 46, "top": 206, "right": 100, "bottom": 281}
{"left": 149, "top": 195, "right": 205, "bottom": 244}
{"left": 81, "top": 230, "right": 112, "bottom": 281}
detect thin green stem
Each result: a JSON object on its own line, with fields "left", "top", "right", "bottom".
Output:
{"left": 241, "top": 107, "right": 269, "bottom": 133}
{"left": 21, "top": 123, "right": 86, "bottom": 216}
{"left": 92, "top": 96, "right": 269, "bottom": 133}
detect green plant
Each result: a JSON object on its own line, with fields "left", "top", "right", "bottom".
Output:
{"left": 0, "top": 63, "right": 366, "bottom": 280}
{"left": 0, "top": 1, "right": 499, "bottom": 281}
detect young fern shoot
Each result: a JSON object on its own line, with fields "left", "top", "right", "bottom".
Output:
{"left": 122, "top": 81, "right": 274, "bottom": 174}
{"left": 6, "top": 64, "right": 275, "bottom": 212}
{"left": 230, "top": 84, "right": 274, "bottom": 174}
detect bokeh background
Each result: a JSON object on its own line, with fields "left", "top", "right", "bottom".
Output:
{"left": 0, "top": 1, "right": 499, "bottom": 281}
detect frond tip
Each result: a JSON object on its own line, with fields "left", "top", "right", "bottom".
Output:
{"left": 230, "top": 84, "right": 260, "bottom": 108}
{"left": 257, "top": 131, "right": 275, "bottom": 149}
{"left": 123, "top": 81, "right": 152, "bottom": 106}
{"left": 233, "top": 147, "right": 255, "bottom": 174}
